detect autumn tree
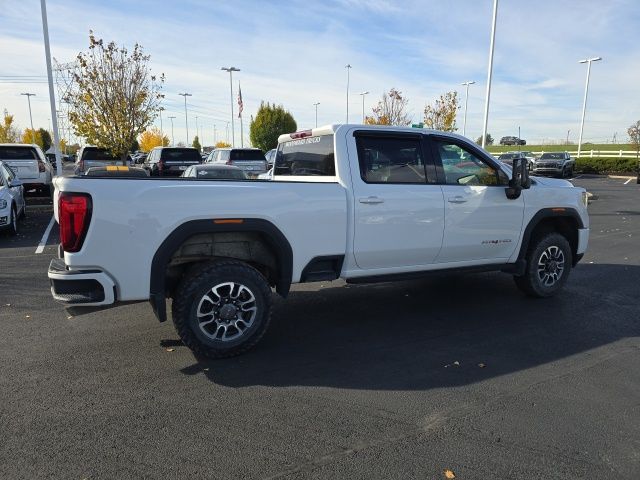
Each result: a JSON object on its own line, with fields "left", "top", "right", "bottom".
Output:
{"left": 364, "top": 88, "right": 411, "bottom": 126}
{"left": 0, "top": 110, "right": 20, "bottom": 143}
{"left": 22, "top": 128, "right": 43, "bottom": 147}
{"left": 214, "top": 141, "right": 231, "bottom": 148}
{"left": 62, "top": 32, "right": 164, "bottom": 163}
{"left": 38, "top": 128, "right": 52, "bottom": 151}
{"left": 192, "top": 135, "right": 201, "bottom": 152}
{"left": 475, "top": 133, "right": 494, "bottom": 146}
{"left": 139, "top": 127, "right": 169, "bottom": 152}
{"left": 250, "top": 102, "right": 297, "bottom": 152}
{"left": 423, "top": 91, "right": 458, "bottom": 132}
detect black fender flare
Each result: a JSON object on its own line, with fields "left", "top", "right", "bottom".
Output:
{"left": 516, "top": 207, "right": 585, "bottom": 269}
{"left": 149, "top": 218, "right": 293, "bottom": 322}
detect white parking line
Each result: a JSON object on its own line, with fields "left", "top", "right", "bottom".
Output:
{"left": 35, "top": 216, "right": 55, "bottom": 254}
{"left": 624, "top": 178, "right": 632, "bottom": 185}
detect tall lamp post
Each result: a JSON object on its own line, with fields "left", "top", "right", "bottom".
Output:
{"left": 195, "top": 115, "right": 199, "bottom": 149}
{"left": 178, "top": 92, "right": 192, "bottom": 144}
{"left": 481, "top": 0, "right": 498, "bottom": 148}
{"left": 460, "top": 81, "right": 475, "bottom": 137}
{"left": 345, "top": 64, "right": 352, "bottom": 123}
{"left": 313, "top": 102, "right": 320, "bottom": 127}
{"left": 221, "top": 67, "right": 240, "bottom": 147}
{"left": 359, "top": 91, "right": 369, "bottom": 123}
{"left": 168, "top": 116, "right": 176, "bottom": 146}
{"left": 577, "top": 56, "right": 602, "bottom": 158}
{"left": 20, "top": 93, "right": 36, "bottom": 143}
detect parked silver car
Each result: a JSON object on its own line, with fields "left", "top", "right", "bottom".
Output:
{"left": 0, "top": 161, "right": 26, "bottom": 235}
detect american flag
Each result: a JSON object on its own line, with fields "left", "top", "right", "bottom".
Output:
{"left": 237, "top": 82, "right": 243, "bottom": 118}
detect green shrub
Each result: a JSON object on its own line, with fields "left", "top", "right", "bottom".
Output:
{"left": 575, "top": 157, "right": 639, "bottom": 175}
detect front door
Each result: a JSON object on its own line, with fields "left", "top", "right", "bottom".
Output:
{"left": 350, "top": 131, "right": 445, "bottom": 270}
{"left": 428, "top": 137, "right": 525, "bottom": 263}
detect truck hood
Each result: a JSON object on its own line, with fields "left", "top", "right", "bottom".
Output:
{"left": 531, "top": 176, "right": 573, "bottom": 188}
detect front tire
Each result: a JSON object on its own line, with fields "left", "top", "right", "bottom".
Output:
{"left": 8, "top": 204, "right": 18, "bottom": 236}
{"left": 514, "top": 232, "right": 572, "bottom": 297}
{"left": 171, "top": 260, "right": 273, "bottom": 358}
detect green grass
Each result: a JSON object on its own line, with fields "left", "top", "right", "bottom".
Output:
{"left": 486, "top": 143, "right": 635, "bottom": 154}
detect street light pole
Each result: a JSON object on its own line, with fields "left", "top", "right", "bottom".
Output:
{"left": 461, "top": 81, "right": 475, "bottom": 137}
{"left": 20, "top": 93, "right": 36, "bottom": 143}
{"left": 577, "top": 56, "right": 602, "bottom": 158}
{"left": 168, "top": 116, "right": 176, "bottom": 146}
{"left": 481, "top": 0, "right": 498, "bottom": 149}
{"left": 313, "top": 102, "right": 320, "bottom": 128}
{"left": 178, "top": 92, "right": 192, "bottom": 145}
{"left": 359, "top": 91, "right": 369, "bottom": 123}
{"left": 221, "top": 67, "right": 240, "bottom": 147}
{"left": 39, "top": 0, "right": 62, "bottom": 176}
{"left": 345, "top": 64, "right": 352, "bottom": 123}
{"left": 566, "top": 129, "right": 570, "bottom": 145}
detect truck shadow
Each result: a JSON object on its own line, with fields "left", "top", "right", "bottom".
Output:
{"left": 177, "top": 263, "right": 639, "bottom": 391}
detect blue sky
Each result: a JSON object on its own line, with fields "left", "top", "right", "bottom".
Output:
{"left": 1, "top": 0, "right": 638, "bottom": 146}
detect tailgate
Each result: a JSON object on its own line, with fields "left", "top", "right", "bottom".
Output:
{"left": 232, "top": 160, "right": 267, "bottom": 172}
{"left": 84, "top": 160, "right": 122, "bottom": 170}
{"left": 5, "top": 160, "right": 39, "bottom": 179}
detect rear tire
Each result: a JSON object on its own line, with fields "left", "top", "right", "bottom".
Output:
{"left": 514, "top": 232, "right": 572, "bottom": 298}
{"left": 171, "top": 260, "right": 273, "bottom": 358}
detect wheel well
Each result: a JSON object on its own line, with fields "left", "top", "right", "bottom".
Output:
{"left": 164, "top": 231, "right": 279, "bottom": 298}
{"left": 528, "top": 216, "right": 579, "bottom": 258}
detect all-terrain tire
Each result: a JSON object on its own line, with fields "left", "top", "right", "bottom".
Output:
{"left": 171, "top": 260, "right": 273, "bottom": 358}
{"left": 514, "top": 232, "right": 572, "bottom": 298}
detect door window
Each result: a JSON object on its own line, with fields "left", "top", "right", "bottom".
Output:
{"left": 2, "top": 164, "right": 15, "bottom": 183}
{"left": 433, "top": 140, "right": 507, "bottom": 186}
{"left": 356, "top": 136, "right": 427, "bottom": 184}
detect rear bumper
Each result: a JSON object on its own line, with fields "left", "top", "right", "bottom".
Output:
{"left": 48, "top": 258, "right": 116, "bottom": 306}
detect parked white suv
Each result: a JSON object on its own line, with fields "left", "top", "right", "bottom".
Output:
{"left": 0, "top": 161, "right": 26, "bottom": 235}
{"left": 206, "top": 148, "right": 268, "bottom": 176}
{"left": 0, "top": 144, "right": 53, "bottom": 196}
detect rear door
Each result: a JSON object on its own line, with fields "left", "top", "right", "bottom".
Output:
{"left": 428, "top": 136, "right": 524, "bottom": 263}
{"left": 349, "top": 131, "right": 444, "bottom": 270}
{"left": 0, "top": 146, "right": 40, "bottom": 179}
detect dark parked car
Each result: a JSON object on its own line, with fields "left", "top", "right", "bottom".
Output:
{"left": 143, "top": 147, "right": 202, "bottom": 177}
{"left": 500, "top": 136, "right": 526, "bottom": 146}
{"left": 532, "top": 152, "right": 575, "bottom": 178}
{"left": 84, "top": 166, "right": 149, "bottom": 177}
{"left": 180, "top": 164, "right": 247, "bottom": 180}
{"left": 75, "top": 146, "right": 126, "bottom": 174}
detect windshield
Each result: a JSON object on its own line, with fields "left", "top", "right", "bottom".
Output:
{"left": 275, "top": 135, "right": 335, "bottom": 176}
{"left": 540, "top": 153, "right": 564, "bottom": 159}
{"left": 160, "top": 148, "right": 201, "bottom": 163}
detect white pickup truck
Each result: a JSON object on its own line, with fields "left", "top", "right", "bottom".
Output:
{"left": 49, "top": 125, "right": 589, "bottom": 358}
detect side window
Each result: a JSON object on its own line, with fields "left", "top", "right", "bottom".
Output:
{"left": 433, "top": 140, "right": 506, "bottom": 186}
{"left": 0, "top": 168, "right": 5, "bottom": 186}
{"left": 220, "top": 151, "right": 230, "bottom": 162}
{"left": 356, "top": 135, "right": 426, "bottom": 184}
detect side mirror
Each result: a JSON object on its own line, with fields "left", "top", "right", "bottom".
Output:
{"left": 505, "top": 158, "right": 530, "bottom": 199}
{"left": 9, "top": 178, "right": 23, "bottom": 188}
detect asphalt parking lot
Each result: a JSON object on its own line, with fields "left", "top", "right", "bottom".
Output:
{"left": 0, "top": 175, "right": 638, "bottom": 479}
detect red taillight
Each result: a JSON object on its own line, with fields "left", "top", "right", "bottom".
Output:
{"left": 59, "top": 193, "right": 92, "bottom": 253}
{"left": 38, "top": 159, "right": 46, "bottom": 172}
{"left": 158, "top": 160, "right": 164, "bottom": 172}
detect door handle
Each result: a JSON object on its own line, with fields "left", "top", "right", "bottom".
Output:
{"left": 359, "top": 196, "right": 384, "bottom": 205}
{"left": 447, "top": 196, "right": 467, "bottom": 204}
